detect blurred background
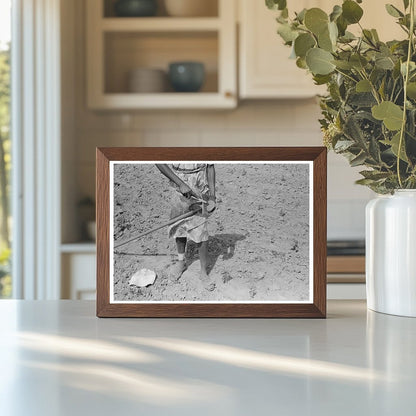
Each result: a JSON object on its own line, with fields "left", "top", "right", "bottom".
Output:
{"left": 1, "top": 0, "right": 404, "bottom": 300}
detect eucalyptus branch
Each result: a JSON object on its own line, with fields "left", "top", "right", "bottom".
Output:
{"left": 390, "top": 79, "right": 398, "bottom": 101}
{"left": 267, "top": 0, "right": 416, "bottom": 192}
{"left": 397, "top": 0, "right": 415, "bottom": 188}
{"left": 334, "top": 68, "right": 358, "bottom": 84}
{"left": 359, "top": 69, "right": 381, "bottom": 104}
{"left": 393, "top": 85, "right": 404, "bottom": 103}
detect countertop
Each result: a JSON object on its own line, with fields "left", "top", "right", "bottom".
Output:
{"left": 0, "top": 300, "right": 415, "bottom": 415}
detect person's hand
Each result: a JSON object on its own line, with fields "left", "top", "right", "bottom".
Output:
{"left": 179, "top": 182, "right": 196, "bottom": 199}
{"left": 206, "top": 198, "right": 216, "bottom": 214}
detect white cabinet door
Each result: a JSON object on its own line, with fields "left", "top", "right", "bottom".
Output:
{"left": 61, "top": 253, "right": 96, "bottom": 300}
{"left": 359, "top": 0, "right": 405, "bottom": 41}
{"left": 238, "top": 0, "right": 404, "bottom": 99}
{"left": 239, "top": 0, "right": 326, "bottom": 99}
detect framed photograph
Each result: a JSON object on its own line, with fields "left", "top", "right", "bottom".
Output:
{"left": 96, "top": 147, "right": 327, "bottom": 318}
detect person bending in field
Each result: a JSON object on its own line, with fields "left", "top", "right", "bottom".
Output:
{"left": 156, "top": 163, "right": 216, "bottom": 290}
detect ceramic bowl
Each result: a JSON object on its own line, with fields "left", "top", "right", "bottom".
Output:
{"left": 168, "top": 62, "right": 205, "bottom": 92}
{"left": 128, "top": 68, "right": 167, "bottom": 93}
{"left": 114, "top": 0, "right": 158, "bottom": 17}
{"left": 164, "top": 0, "right": 217, "bottom": 17}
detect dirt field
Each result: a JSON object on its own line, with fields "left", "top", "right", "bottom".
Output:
{"left": 113, "top": 163, "right": 310, "bottom": 302}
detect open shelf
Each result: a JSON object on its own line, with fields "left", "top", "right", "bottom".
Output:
{"left": 104, "top": 31, "right": 218, "bottom": 94}
{"left": 101, "top": 17, "right": 221, "bottom": 32}
{"left": 91, "top": 92, "right": 234, "bottom": 109}
{"left": 87, "top": 0, "right": 236, "bottom": 109}
{"left": 61, "top": 242, "right": 96, "bottom": 254}
{"left": 103, "top": 0, "right": 219, "bottom": 18}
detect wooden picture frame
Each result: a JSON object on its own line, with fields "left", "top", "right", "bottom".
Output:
{"left": 96, "top": 147, "right": 327, "bottom": 318}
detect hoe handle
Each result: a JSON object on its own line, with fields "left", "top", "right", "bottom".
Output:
{"left": 114, "top": 208, "right": 201, "bottom": 250}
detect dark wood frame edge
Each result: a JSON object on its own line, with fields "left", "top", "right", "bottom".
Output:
{"left": 96, "top": 147, "right": 327, "bottom": 318}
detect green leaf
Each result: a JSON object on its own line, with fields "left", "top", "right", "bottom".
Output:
{"left": 375, "top": 55, "right": 395, "bottom": 70}
{"left": 296, "top": 8, "right": 307, "bottom": 23}
{"left": 401, "top": 61, "right": 416, "bottom": 76}
{"left": 336, "top": 15, "right": 348, "bottom": 36}
{"left": 330, "top": 5, "right": 342, "bottom": 22}
{"left": 344, "top": 114, "right": 367, "bottom": 147}
{"left": 333, "top": 60, "right": 352, "bottom": 70}
{"left": 372, "top": 101, "right": 404, "bottom": 130}
{"left": 328, "top": 21, "right": 338, "bottom": 44}
{"left": 313, "top": 74, "right": 332, "bottom": 85}
{"left": 318, "top": 27, "right": 334, "bottom": 52}
{"left": 356, "top": 79, "right": 372, "bottom": 92}
{"left": 276, "top": 14, "right": 287, "bottom": 24}
{"left": 393, "top": 60, "right": 402, "bottom": 79}
{"left": 385, "top": 4, "right": 404, "bottom": 18}
{"left": 381, "top": 132, "right": 409, "bottom": 162}
{"left": 296, "top": 57, "right": 308, "bottom": 69}
{"left": 339, "top": 31, "right": 356, "bottom": 43}
{"left": 277, "top": 23, "right": 298, "bottom": 43}
{"left": 371, "top": 29, "right": 380, "bottom": 42}
{"left": 348, "top": 92, "right": 377, "bottom": 107}
{"left": 360, "top": 170, "right": 391, "bottom": 181}
{"left": 266, "top": 0, "right": 287, "bottom": 11}
{"left": 369, "top": 136, "right": 382, "bottom": 163}
{"left": 342, "top": 0, "right": 364, "bottom": 24}
{"left": 407, "top": 82, "right": 416, "bottom": 99}
{"left": 350, "top": 151, "right": 367, "bottom": 167}
{"left": 304, "top": 8, "right": 329, "bottom": 35}
{"left": 378, "top": 77, "right": 386, "bottom": 100}
{"left": 403, "top": 0, "right": 410, "bottom": 10}
{"left": 355, "top": 178, "right": 377, "bottom": 186}
{"left": 334, "top": 139, "right": 355, "bottom": 152}
{"left": 294, "top": 33, "right": 316, "bottom": 58}
{"left": 350, "top": 54, "right": 368, "bottom": 70}
{"left": 306, "top": 48, "right": 335, "bottom": 75}
{"left": 363, "top": 29, "right": 376, "bottom": 46}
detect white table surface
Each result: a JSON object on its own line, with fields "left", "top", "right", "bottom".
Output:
{"left": 0, "top": 300, "right": 415, "bottom": 416}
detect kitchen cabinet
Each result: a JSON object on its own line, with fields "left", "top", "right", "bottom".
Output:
{"left": 238, "top": 0, "right": 404, "bottom": 99}
{"left": 61, "top": 244, "right": 96, "bottom": 300}
{"left": 86, "top": 0, "right": 237, "bottom": 109}
{"left": 239, "top": 0, "right": 325, "bottom": 99}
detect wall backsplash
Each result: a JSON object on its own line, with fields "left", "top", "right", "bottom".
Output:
{"left": 73, "top": 101, "right": 373, "bottom": 241}
{"left": 63, "top": 0, "right": 374, "bottom": 243}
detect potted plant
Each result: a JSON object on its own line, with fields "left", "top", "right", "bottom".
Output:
{"left": 266, "top": 0, "right": 416, "bottom": 316}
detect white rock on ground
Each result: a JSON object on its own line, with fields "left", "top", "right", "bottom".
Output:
{"left": 129, "top": 269, "right": 157, "bottom": 288}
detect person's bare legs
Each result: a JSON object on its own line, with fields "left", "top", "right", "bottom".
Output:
{"left": 198, "top": 240, "right": 215, "bottom": 291}
{"left": 199, "top": 241, "right": 208, "bottom": 278}
{"left": 170, "top": 237, "right": 187, "bottom": 281}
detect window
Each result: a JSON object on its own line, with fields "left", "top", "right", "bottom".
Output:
{"left": 0, "top": 0, "right": 11, "bottom": 298}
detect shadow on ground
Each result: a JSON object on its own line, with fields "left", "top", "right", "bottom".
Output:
{"left": 187, "top": 233, "right": 246, "bottom": 274}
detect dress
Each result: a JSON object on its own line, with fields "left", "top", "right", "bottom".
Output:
{"left": 168, "top": 163, "right": 212, "bottom": 243}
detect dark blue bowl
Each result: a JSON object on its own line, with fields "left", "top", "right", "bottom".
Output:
{"left": 168, "top": 62, "right": 205, "bottom": 93}
{"left": 114, "top": 0, "right": 157, "bottom": 17}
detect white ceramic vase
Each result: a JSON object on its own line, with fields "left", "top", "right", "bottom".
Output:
{"left": 366, "top": 190, "right": 416, "bottom": 317}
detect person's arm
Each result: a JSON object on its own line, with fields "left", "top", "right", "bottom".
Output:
{"left": 155, "top": 164, "right": 197, "bottom": 199}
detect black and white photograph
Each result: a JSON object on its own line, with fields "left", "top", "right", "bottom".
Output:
{"left": 109, "top": 161, "right": 313, "bottom": 304}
